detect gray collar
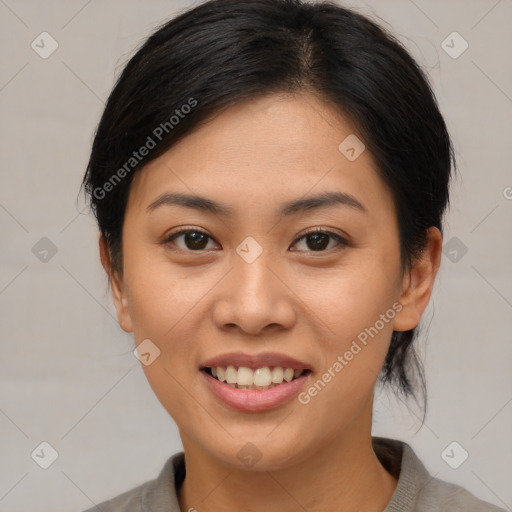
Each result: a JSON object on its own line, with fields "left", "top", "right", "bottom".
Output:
{"left": 140, "top": 437, "right": 430, "bottom": 512}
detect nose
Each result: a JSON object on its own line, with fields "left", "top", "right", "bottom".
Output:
{"left": 211, "top": 249, "right": 297, "bottom": 336}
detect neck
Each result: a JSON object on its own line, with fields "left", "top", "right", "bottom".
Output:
{"left": 177, "top": 398, "right": 398, "bottom": 512}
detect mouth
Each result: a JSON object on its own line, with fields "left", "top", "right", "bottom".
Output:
{"left": 202, "top": 365, "right": 311, "bottom": 391}
{"left": 199, "top": 352, "right": 312, "bottom": 411}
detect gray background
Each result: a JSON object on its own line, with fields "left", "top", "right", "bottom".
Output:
{"left": 0, "top": 0, "right": 511, "bottom": 511}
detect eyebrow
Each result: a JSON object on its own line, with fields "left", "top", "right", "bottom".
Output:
{"left": 146, "top": 191, "right": 367, "bottom": 217}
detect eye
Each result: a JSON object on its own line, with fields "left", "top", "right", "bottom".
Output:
{"left": 291, "top": 228, "right": 349, "bottom": 252}
{"left": 163, "top": 228, "right": 219, "bottom": 251}
{"left": 161, "top": 227, "right": 349, "bottom": 253}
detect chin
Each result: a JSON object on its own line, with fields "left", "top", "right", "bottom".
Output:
{"left": 195, "top": 428, "right": 316, "bottom": 472}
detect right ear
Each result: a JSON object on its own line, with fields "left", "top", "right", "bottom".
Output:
{"left": 99, "top": 234, "right": 134, "bottom": 333}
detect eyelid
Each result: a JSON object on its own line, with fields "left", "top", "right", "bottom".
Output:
{"left": 164, "top": 226, "right": 211, "bottom": 238}
{"left": 294, "top": 226, "right": 349, "bottom": 242}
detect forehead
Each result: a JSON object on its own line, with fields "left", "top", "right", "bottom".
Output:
{"left": 126, "top": 92, "right": 393, "bottom": 217}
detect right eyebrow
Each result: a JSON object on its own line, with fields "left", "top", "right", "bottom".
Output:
{"left": 146, "top": 192, "right": 235, "bottom": 217}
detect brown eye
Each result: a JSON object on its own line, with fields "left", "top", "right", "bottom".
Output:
{"left": 164, "top": 229, "right": 218, "bottom": 251}
{"left": 291, "top": 229, "right": 348, "bottom": 252}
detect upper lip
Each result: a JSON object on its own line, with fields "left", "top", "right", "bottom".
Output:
{"left": 200, "top": 352, "right": 311, "bottom": 371}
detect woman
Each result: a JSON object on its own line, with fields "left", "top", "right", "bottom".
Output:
{"left": 81, "top": 0, "right": 504, "bottom": 510}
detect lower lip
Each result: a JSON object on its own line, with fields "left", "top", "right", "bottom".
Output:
{"left": 201, "top": 370, "right": 310, "bottom": 412}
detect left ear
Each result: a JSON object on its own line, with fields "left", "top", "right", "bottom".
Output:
{"left": 393, "top": 227, "right": 443, "bottom": 332}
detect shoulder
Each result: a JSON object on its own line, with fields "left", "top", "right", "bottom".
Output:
{"left": 415, "top": 475, "right": 507, "bottom": 512}
{"left": 79, "top": 452, "right": 185, "bottom": 512}
{"left": 80, "top": 481, "right": 147, "bottom": 512}
{"left": 373, "top": 437, "right": 506, "bottom": 512}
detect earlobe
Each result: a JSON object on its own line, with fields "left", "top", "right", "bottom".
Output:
{"left": 393, "top": 227, "right": 442, "bottom": 332}
{"left": 98, "top": 234, "right": 134, "bottom": 333}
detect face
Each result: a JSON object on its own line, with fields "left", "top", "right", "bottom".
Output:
{"left": 105, "top": 92, "right": 438, "bottom": 470}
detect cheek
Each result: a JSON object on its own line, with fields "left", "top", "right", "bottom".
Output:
{"left": 121, "top": 245, "right": 218, "bottom": 386}
{"left": 294, "top": 253, "right": 401, "bottom": 346}
{"left": 294, "top": 276, "right": 398, "bottom": 441}
{"left": 122, "top": 244, "right": 207, "bottom": 339}
{"left": 125, "top": 263, "right": 206, "bottom": 425}
{"left": 294, "top": 249, "right": 401, "bottom": 399}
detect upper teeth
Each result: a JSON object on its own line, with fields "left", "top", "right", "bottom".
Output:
{"left": 210, "top": 366, "right": 304, "bottom": 389}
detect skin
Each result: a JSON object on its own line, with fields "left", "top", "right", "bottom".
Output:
{"left": 100, "top": 91, "right": 442, "bottom": 512}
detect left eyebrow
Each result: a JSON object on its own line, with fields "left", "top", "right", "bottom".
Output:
{"left": 278, "top": 191, "right": 367, "bottom": 216}
{"left": 146, "top": 190, "right": 367, "bottom": 217}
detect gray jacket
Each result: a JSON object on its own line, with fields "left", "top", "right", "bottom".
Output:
{"left": 81, "top": 437, "right": 506, "bottom": 511}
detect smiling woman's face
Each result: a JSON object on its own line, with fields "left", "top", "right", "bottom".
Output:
{"left": 106, "top": 92, "right": 433, "bottom": 470}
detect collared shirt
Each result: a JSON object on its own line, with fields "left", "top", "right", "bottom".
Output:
{"left": 81, "top": 437, "right": 505, "bottom": 511}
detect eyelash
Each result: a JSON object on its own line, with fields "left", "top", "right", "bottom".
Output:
{"left": 161, "top": 227, "right": 349, "bottom": 254}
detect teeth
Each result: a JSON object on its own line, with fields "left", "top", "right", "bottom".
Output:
{"left": 271, "top": 367, "right": 283, "bottom": 383}
{"left": 225, "top": 365, "right": 237, "bottom": 384}
{"left": 237, "top": 367, "right": 253, "bottom": 386}
{"left": 253, "top": 367, "right": 272, "bottom": 387}
{"left": 283, "top": 368, "right": 294, "bottom": 382}
{"left": 209, "top": 365, "right": 306, "bottom": 389}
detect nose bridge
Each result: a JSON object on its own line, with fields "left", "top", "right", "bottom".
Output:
{"left": 232, "top": 241, "right": 279, "bottom": 308}
{"left": 212, "top": 240, "right": 296, "bottom": 334}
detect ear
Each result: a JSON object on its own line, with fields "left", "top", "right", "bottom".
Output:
{"left": 393, "top": 227, "right": 443, "bottom": 332}
{"left": 99, "top": 234, "right": 134, "bottom": 333}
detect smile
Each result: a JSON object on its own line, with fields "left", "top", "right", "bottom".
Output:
{"left": 201, "top": 368, "right": 311, "bottom": 412}
{"left": 204, "top": 365, "right": 310, "bottom": 390}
